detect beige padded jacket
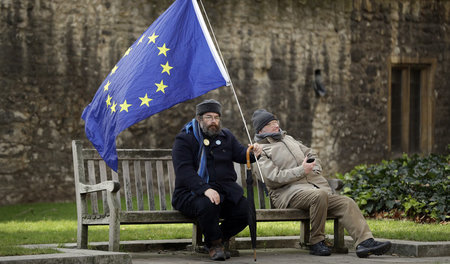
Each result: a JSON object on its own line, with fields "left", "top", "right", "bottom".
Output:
{"left": 255, "top": 132, "right": 332, "bottom": 209}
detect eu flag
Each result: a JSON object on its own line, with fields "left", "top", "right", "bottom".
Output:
{"left": 82, "top": 0, "right": 230, "bottom": 171}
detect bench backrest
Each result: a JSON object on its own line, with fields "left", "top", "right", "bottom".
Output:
{"left": 72, "top": 140, "right": 271, "bottom": 217}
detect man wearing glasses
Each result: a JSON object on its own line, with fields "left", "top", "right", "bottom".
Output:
{"left": 172, "top": 99, "right": 262, "bottom": 261}
{"left": 252, "top": 109, "right": 391, "bottom": 258}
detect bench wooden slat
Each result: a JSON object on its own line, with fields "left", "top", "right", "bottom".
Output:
{"left": 82, "top": 149, "right": 171, "bottom": 160}
{"left": 257, "top": 180, "right": 266, "bottom": 209}
{"left": 122, "top": 161, "right": 133, "bottom": 211}
{"left": 99, "top": 160, "right": 109, "bottom": 214}
{"left": 79, "top": 181, "right": 120, "bottom": 194}
{"left": 269, "top": 198, "right": 275, "bottom": 209}
{"left": 167, "top": 161, "right": 175, "bottom": 206}
{"left": 156, "top": 161, "right": 167, "bottom": 210}
{"left": 134, "top": 161, "right": 144, "bottom": 211}
{"left": 145, "top": 161, "right": 156, "bottom": 210}
{"left": 82, "top": 217, "right": 110, "bottom": 225}
{"left": 87, "top": 160, "right": 99, "bottom": 215}
{"left": 256, "top": 208, "right": 309, "bottom": 220}
{"left": 120, "top": 211, "right": 194, "bottom": 224}
{"left": 256, "top": 208, "right": 338, "bottom": 221}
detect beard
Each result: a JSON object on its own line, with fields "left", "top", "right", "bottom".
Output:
{"left": 200, "top": 122, "right": 221, "bottom": 137}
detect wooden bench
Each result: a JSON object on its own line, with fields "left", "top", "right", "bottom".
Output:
{"left": 72, "top": 140, "right": 348, "bottom": 253}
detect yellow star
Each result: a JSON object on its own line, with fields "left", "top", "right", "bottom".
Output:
{"left": 103, "top": 81, "right": 111, "bottom": 91}
{"left": 110, "top": 101, "right": 117, "bottom": 113}
{"left": 110, "top": 65, "right": 118, "bottom": 75}
{"left": 138, "top": 35, "right": 145, "bottom": 45}
{"left": 119, "top": 100, "right": 132, "bottom": 112}
{"left": 155, "top": 80, "right": 168, "bottom": 94}
{"left": 147, "top": 32, "right": 159, "bottom": 44}
{"left": 160, "top": 61, "right": 173, "bottom": 75}
{"left": 105, "top": 94, "right": 112, "bottom": 106}
{"left": 123, "top": 47, "right": 132, "bottom": 57}
{"left": 139, "top": 93, "right": 153, "bottom": 107}
{"left": 157, "top": 43, "right": 170, "bottom": 57}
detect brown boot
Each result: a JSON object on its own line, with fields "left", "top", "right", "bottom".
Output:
{"left": 208, "top": 239, "right": 226, "bottom": 261}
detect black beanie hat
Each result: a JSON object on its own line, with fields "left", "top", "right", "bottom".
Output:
{"left": 252, "top": 109, "right": 277, "bottom": 134}
{"left": 196, "top": 99, "right": 222, "bottom": 116}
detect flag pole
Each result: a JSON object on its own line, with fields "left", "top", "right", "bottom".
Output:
{"left": 197, "top": 0, "right": 265, "bottom": 183}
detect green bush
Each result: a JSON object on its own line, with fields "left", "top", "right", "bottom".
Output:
{"left": 336, "top": 152, "right": 449, "bottom": 222}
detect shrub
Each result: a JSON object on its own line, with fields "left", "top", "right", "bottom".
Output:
{"left": 336, "top": 151, "right": 449, "bottom": 222}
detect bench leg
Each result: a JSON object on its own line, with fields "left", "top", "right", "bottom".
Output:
{"left": 77, "top": 224, "right": 88, "bottom": 249}
{"left": 191, "top": 223, "right": 203, "bottom": 251}
{"left": 107, "top": 191, "right": 121, "bottom": 251}
{"left": 299, "top": 219, "right": 310, "bottom": 249}
{"left": 109, "top": 218, "right": 120, "bottom": 252}
{"left": 333, "top": 218, "right": 348, "bottom": 253}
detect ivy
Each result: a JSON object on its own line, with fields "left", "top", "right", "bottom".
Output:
{"left": 336, "top": 149, "right": 449, "bottom": 222}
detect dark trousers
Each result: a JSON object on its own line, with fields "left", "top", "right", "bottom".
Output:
{"left": 177, "top": 195, "right": 249, "bottom": 247}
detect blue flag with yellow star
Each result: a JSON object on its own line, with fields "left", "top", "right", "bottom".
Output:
{"left": 82, "top": 0, "right": 230, "bottom": 171}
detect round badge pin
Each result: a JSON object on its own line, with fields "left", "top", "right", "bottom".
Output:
{"left": 203, "top": 139, "right": 210, "bottom": 146}
{"left": 216, "top": 140, "right": 221, "bottom": 145}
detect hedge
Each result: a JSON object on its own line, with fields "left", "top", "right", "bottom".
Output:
{"left": 336, "top": 150, "right": 449, "bottom": 222}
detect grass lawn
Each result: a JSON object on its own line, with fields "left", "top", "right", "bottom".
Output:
{"left": 0, "top": 201, "right": 448, "bottom": 256}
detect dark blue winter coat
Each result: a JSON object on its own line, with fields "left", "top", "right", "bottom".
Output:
{"left": 171, "top": 127, "right": 255, "bottom": 210}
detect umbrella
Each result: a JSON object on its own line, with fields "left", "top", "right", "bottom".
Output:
{"left": 246, "top": 146, "right": 257, "bottom": 261}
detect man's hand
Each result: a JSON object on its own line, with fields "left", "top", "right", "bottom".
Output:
{"left": 204, "top": 188, "right": 221, "bottom": 205}
{"left": 302, "top": 157, "right": 315, "bottom": 175}
{"left": 249, "top": 143, "right": 263, "bottom": 158}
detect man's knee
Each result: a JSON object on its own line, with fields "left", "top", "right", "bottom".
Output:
{"left": 195, "top": 197, "right": 219, "bottom": 216}
{"left": 336, "top": 195, "right": 361, "bottom": 213}
{"left": 341, "top": 195, "right": 358, "bottom": 206}
{"left": 313, "top": 189, "right": 329, "bottom": 203}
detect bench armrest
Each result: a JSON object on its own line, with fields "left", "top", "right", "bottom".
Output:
{"left": 79, "top": 181, "right": 121, "bottom": 194}
{"left": 327, "top": 179, "right": 344, "bottom": 193}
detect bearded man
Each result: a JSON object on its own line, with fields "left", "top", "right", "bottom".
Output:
{"left": 172, "top": 99, "right": 262, "bottom": 261}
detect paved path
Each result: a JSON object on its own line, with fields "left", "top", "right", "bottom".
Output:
{"left": 2, "top": 238, "right": 448, "bottom": 264}
{"left": 131, "top": 248, "right": 450, "bottom": 264}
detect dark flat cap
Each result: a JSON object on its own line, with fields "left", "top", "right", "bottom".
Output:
{"left": 196, "top": 99, "right": 222, "bottom": 116}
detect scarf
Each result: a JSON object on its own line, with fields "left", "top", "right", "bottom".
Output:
{"left": 184, "top": 118, "right": 209, "bottom": 183}
{"left": 254, "top": 129, "right": 283, "bottom": 142}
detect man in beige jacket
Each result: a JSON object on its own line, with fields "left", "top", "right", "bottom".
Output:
{"left": 252, "top": 109, "right": 391, "bottom": 258}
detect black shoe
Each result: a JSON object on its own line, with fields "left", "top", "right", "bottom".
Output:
{"left": 205, "top": 245, "right": 231, "bottom": 259}
{"left": 208, "top": 239, "right": 226, "bottom": 261}
{"left": 309, "top": 240, "right": 331, "bottom": 256}
{"left": 208, "top": 245, "right": 226, "bottom": 261}
{"left": 222, "top": 240, "right": 234, "bottom": 259}
{"left": 356, "top": 238, "right": 391, "bottom": 258}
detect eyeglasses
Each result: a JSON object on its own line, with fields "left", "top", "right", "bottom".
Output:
{"left": 202, "top": 115, "right": 220, "bottom": 122}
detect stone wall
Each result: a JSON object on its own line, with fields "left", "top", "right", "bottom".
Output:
{"left": 0, "top": 0, "right": 449, "bottom": 205}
